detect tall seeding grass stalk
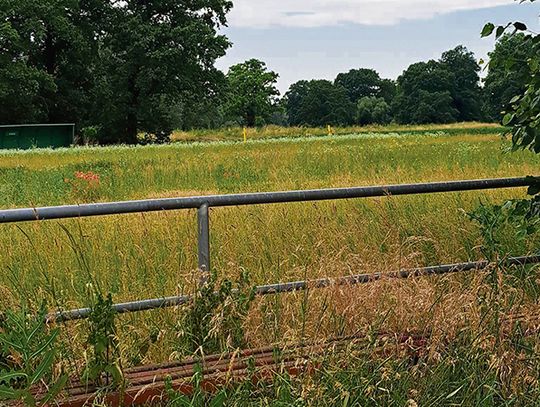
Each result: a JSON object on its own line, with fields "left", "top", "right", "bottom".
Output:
{"left": 0, "top": 126, "right": 539, "bottom": 404}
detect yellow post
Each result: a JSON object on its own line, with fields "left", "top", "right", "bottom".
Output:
{"left": 327, "top": 125, "right": 333, "bottom": 136}
{"left": 243, "top": 127, "right": 247, "bottom": 143}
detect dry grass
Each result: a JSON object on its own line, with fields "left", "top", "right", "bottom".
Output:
{"left": 0, "top": 125, "right": 539, "bottom": 373}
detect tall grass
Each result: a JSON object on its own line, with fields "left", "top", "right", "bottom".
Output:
{"left": 0, "top": 126, "right": 539, "bottom": 401}
{"left": 171, "top": 122, "right": 504, "bottom": 143}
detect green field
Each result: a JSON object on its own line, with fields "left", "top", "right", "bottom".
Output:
{"left": 1, "top": 124, "right": 540, "bottom": 404}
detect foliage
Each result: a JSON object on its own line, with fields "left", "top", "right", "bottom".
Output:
{"left": 356, "top": 97, "right": 391, "bottom": 125}
{"left": 0, "top": 0, "right": 232, "bottom": 144}
{"left": 176, "top": 270, "right": 255, "bottom": 356}
{"left": 393, "top": 61, "right": 458, "bottom": 124}
{"left": 335, "top": 68, "right": 395, "bottom": 104}
{"left": 83, "top": 293, "right": 123, "bottom": 388}
{"left": 0, "top": 304, "right": 67, "bottom": 406}
{"left": 440, "top": 45, "right": 483, "bottom": 121}
{"left": 224, "top": 59, "right": 280, "bottom": 127}
{"left": 483, "top": 34, "right": 533, "bottom": 121}
{"left": 393, "top": 46, "right": 482, "bottom": 124}
{"left": 284, "top": 80, "right": 355, "bottom": 126}
{"left": 481, "top": 4, "right": 539, "bottom": 155}
{"left": 481, "top": 1, "right": 539, "bottom": 208}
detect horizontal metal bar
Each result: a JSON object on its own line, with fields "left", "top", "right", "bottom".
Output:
{"left": 1, "top": 177, "right": 534, "bottom": 223}
{"left": 50, "top": 255, "right": 540, "bottom": 322}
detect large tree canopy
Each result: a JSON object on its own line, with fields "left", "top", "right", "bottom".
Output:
{"left": 224, "top": 59, "right": 280, "bottom": 127}
{"left": 440, "top": 45, "right": 482, "bottom": 122}
{"left": 392, "top": 46, "right": 482, "bottom": 124}
{"left": 335, "top": 69, "right": 380, "bottom": 102}
{"left": 0, "top": 0, "right": 232, "bottom": 143}
{"left": 0, "top": 0, "right": 97, "bottom": 124}
{"left": 392, "top": 60, "right": 458, "bottom": 124}
{"left": 284, "top": 80, "right": 354, "bottom": 127}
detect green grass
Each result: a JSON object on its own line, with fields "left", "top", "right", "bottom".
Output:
{"left": 1, "top": 124, "right": 540, "bottom": 404}
{"left": 171, "top": 122, "right": 504, "bottom": 143}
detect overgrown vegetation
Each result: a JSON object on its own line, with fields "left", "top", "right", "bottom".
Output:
{"left": 83, "top": 293, "right": 124, "bottom": 389}
{"left": 0, "top": 126, "right": 538, "bottom": 404}
{"left": 0, "top": 304, "right": 67, "bottom": 406}
{"left": 175, "top": 270, "right": 255, "bottom": 356}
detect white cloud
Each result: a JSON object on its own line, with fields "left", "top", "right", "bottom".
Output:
{"left": 227, "top": 0, "right": 513, "bottom": 28}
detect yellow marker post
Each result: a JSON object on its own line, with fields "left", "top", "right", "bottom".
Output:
{"left": 327, "top": 125, "right": 334, "bottom": 136}
{"left": 243, "top": 127, "right": 247, "bottom": 143}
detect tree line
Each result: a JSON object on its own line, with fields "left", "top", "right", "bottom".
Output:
{"left": 0, "top": 0, "right": 533, "bottom": 144}
{"left": 222, "top": 36, "right": 532, "bottom": 131}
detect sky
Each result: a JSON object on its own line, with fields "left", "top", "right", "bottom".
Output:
{"left": 215, "top": 0, "right": 539, "bottom": 93}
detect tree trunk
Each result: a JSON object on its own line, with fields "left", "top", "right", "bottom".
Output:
{"left": 246, "top": 106, "right": 256, "bottom": 127}
{"left": 125, "top": 68, "right": 140, "bottom": 144}
{"left": 44, "top": 27, "right": 57, "bottom": 75}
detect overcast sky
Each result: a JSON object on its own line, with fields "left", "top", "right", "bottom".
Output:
{"left": 216, "top": 0, "right": 539, "bottom": 93}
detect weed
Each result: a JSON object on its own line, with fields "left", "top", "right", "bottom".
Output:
{"left": 0, "top": 303, "right": 67, "bottom": 406}
{"left": 175, "top": 270, "right": 255, "bottom": 356}
{"left": 164, "top": 366, "right": 227, "bottom": 407}
{"left": 83, "top": 292, "right": 124, "bottom": 389}
{"left": 64, "top": 170, "right": 102, "bottom": 202}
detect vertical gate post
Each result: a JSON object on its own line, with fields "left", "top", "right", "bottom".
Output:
{"left": 197, "top": 203, "right": 210, "bottom": 285}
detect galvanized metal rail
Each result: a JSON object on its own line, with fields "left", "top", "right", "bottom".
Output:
{"left": 0, "top": 176, "right": 538, "bottom": 322}
{"left": 52, "top": 255, "right": 540, "bottom": 322}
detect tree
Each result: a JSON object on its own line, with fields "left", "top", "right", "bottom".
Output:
{"left": 334, "top": 68, "right": 396, "bottom": 106}
{"left": 479, "top": 0, "right": 539, "bottom": 225}
{"left": 483, "top": 34, "right": 532, "bottom": 121}
{"left": 284, "top": 80, "right": 355, "bottom": 127}
{"left": 0, "top": 0, "right": 233, "bottom": 144}
{"left": 224, "top": 59, "right": 279, "bottom": 127}
{"left": 356, "top": 97, "right": 391, "bottom": 125}
{"left": 379, "top": 79, "right": 397, "bottom": 105}
{"left": 93, "top": 0, "right": 232, "bottom": 143}
{"left": 335, "top": 68, "right": 381, "bottom": 103}
{"left": 482, "top": 5, "right": 539, "bottom": 154}
{"left": 440, "top": 45, "right": 483, "bottom": 121}
{"left": 392, "top": 46, "right": 481, "bottom": 124}
{"left": 392, "top": 60, "right": 458, "bottom": 124}
{"left": 0, "top": 0, "right": 97, "bottom": 124}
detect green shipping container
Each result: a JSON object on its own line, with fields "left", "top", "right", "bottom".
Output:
{"left": 0, "top": 124, "right": 75, "bottom": 150}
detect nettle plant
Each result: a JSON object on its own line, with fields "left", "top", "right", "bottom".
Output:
{"left": 83, "top": 293, "right": 124, "bottom": 389}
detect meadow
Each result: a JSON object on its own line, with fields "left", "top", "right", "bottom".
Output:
{"left": 1, "top": 124, "right": 540, "bottom": 404}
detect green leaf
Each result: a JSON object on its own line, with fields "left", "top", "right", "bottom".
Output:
{"left": 502, "top": 113, "right": 515, "bottom": 126}
{"left": 40, "top": 374, "right": 68, "bottom": 405}
{"left": 496, "top": 25, "right": 506, "bottom": 38}
{"left": 510, "top": 95, "right": 522, "bottom": 104}
{"left": 30, "top": 350, "right": 55, "bottom": 385}
{"left": 481, "top": 23, "right": 495, "bottom": 37}
{"left": 0, "top": 371, "right": 28, "bottom": 383}
{"left": 208, "top": 390, "right": 227, "bottom": 407}
{"left": 30, "top": 329, "right": 58, "bottom": 359}
{"left": 0, "top": 385, "right": 23, "bottom": 400}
